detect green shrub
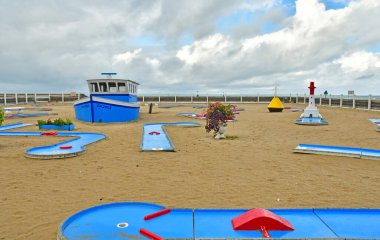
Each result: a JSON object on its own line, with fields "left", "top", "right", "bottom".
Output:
{"left": 37, "top": 118, "right": 73, "bottom": 126}
{"left": 0, "top": 107, "right": 4, "bottom": 126}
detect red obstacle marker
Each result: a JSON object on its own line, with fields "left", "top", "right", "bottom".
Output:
{"left": 144, "top": 208, "right": 171, "bottom": 220}
{"left": 41, "top": 131, "right": 58, "bottom": 136}
{"left": 59, "top": 145, "right": 72, "bottom": 149}
{"left": 231, "top": 208, "right": 294, "bottom": 238}
{"left": 139, "top": 228, "right": 163, "bottom": 240}
{"left": 148, "top": 131, "right": 160, "bottom": 135}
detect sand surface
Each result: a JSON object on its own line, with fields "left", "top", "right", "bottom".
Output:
{"left": 1, "top": 103, "right": 380, "bottom": 239}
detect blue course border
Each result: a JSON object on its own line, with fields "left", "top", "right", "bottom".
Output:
{"left": 0, "top": 131, "right": 106, "bottom": 159}
{"left": 293, "top": 143, "right": 380, "bottom": 160}
{"left": 58, "top": 202, "right": 380, "bottom": 240}
{"left": 141, "top": 122, "right": 201, "bottom": 151}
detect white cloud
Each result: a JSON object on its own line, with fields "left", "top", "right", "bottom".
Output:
{"left": 335, "top": 51, "right": 380, "bottom": 73}
{"left": 176, "top": 34, "right": 232, "bottom": 65}
{"left": 112, "top": 49, "right": 142, "bottom": 65}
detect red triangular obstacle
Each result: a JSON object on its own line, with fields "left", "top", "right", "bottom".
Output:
{"left": 231, "top": 208, "right": 294, "bottom": 231}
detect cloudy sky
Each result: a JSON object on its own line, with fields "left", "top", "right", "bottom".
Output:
{"left": 1, "top": 0, "right": 379, "bottom": 95}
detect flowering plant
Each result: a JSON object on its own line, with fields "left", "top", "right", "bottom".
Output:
{"left": 205, "top": 102, "right": 235, "bottom": 135}
{"left": 0, "top": 107, "right": 4, "bottom": 126}
{"left": 37, "top": 118, "right": 72, "bottom": 127}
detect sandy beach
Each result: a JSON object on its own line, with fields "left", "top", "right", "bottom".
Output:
{"left": 1, "top": 103, "right": 380, "bottom": 239}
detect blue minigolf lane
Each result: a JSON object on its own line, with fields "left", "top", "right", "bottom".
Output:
{"left": 60, "top": 202, "right": 193, "bottom": 240}
{"left": 194, "top": 209, "right": 337, "bottom": 239}
{"left": 176, "top": 113, "right": 197, "bottom": 117}
{"left": 0, "top": 129, "right": 106, "bottom": 158}
{"left": 0, "top": 122, "right": 32, "bottom": 131}
{"left": 141, "top": 122, "right": 201, "bottom": 151}
{"left": 315, "top": 209, "right": 380, "bottom": 239}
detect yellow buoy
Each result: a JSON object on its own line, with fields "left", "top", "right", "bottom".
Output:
{"left": 267, "top": 96, "right": 284, "bottom": 112}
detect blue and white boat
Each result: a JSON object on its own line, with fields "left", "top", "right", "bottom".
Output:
{"left": 74, "top": 73, "right": 140, "bottom": 123}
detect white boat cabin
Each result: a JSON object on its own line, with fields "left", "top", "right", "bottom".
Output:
{"left": 87, "top": 79, "right": 139, "bottom": 95}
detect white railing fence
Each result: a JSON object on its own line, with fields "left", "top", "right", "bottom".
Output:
{"left": 1, "top": 93, "right": 379, "bottom": 111}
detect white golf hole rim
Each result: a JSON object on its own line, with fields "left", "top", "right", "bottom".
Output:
{"left": 116, "top": 222, "right": 129, "bottom": 228}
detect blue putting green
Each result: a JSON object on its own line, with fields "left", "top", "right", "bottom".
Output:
{"left": 141, "top": 122, "right": 201, "bottom": 151}
{"left": 293, "top": 144, "right": 380, "bottom": 160}
{"left": 58, "top": 202, "right": 380, "bottom": 239}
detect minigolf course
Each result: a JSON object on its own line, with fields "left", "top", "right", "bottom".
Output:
{"left": 141, "top": 122, "right": 201, "bottom": 151}
{"left": 58, "top": 201, "right": 380, "bottom": 239}
{"left": 0, "top": 123, "right": 106, "bottom": 159}
{"left": 293, "top": 143, "right": 380, "bottom": 160}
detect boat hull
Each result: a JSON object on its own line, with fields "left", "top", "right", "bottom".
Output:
{"left": 74, "top": 97, "right": 139, "bottom": 123}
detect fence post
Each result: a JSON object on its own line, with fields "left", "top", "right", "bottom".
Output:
{"left": 158, "top": 95, "right": 161, "bottom": 103}
{"left": 340, "top": 94, "right": 343, "bottom": 108}
{"left": 240, "top": 95, "right": 243, "bottom": 103}
{"left": 34, "top": 93, "right": 37, "bottom": 102}
{"left": 257, "top": 94, "right": 260, "bottom": 103}
{"left": 174, "top": 95, "right": 177, "bottom": 103}
{"left": 49, "top": 93, "right": 51, "bottom": 102}
{"left": 352, "top": 95, "right": 355, "bottom": 109}
{"left": 368, "top": 95, "right": 372, "bottom": 110}
{"left": 15, "top": 93, "right": 18, "bottom": 105}
{"left": 77, "top": 93, "right": 80, "bottom": 100}
{"left": 304, "top": 94, "right": 306, "bottom": 104}
{"left": 3, "top": 93, "right": 6, "bottom": 105}
{"left": 61, "top": 93, "right": 64, "bottom": 102}
{"left": 142, "top": 95, "right": 145, "bottom": 103}
{"left": 206, "top": 95, "right": 209, "bottom": 104}
{"left": 224, "top": 95, "right": 227, "bottom": 103}
{"left": 289, "top": 93, "right": 292, "bottom": 102}
{"left": 25, "top": 93, "right": 28, "bottom": 104}
{"left": 328, "top": 94, "right": 331, "bottom": 106}
{"left": 319, "top": 94, "right": 322, "bottom": 105}
{"left": 296, "top": 94, "right": 298, "bottom": 103}
{"left": 191, "top": 95, "right": 193, "bottom": 103}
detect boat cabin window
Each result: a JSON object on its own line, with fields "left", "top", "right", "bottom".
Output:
{"left": 99, "top": 82, "right": 108, "bottom": 92}
{"left": 108, "top": 82, "right": 117, "bottom": 93}
{"left": 90, "top": 83, "right": 99, "bottom": 93}
{"left": 118, "top": 82, "right": 126, "bottom": 92}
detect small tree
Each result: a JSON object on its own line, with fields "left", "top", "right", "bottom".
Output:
{"left": 205, "top": 102, "right": 234, "bottom": 136}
